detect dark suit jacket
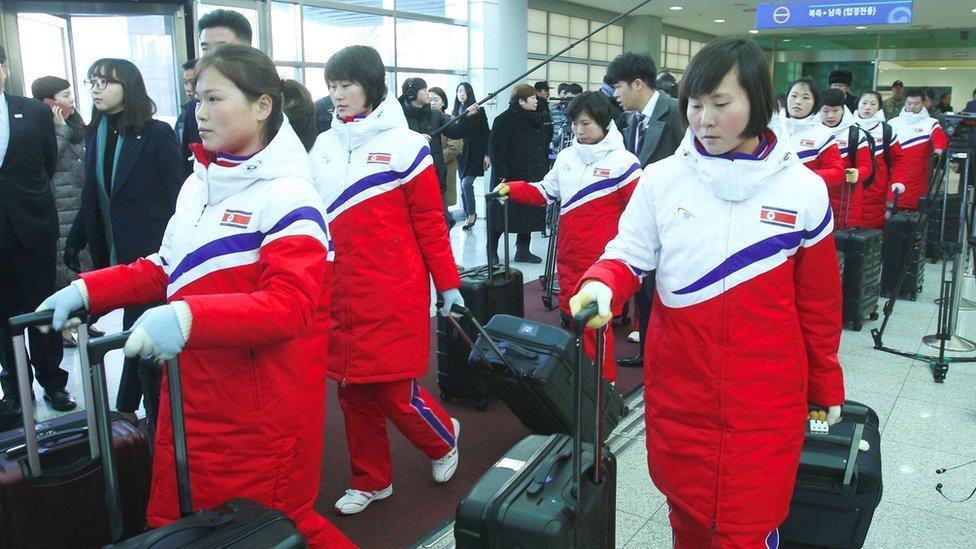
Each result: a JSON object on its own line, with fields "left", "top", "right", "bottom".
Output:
{"left": 176, "top": 99, "right": 199, "bottom": 176}
{"left": 314, "top": 96, "right": 334, "bottom": 134}
{"left": 622, "top": 92, "right": 686, "bottom": 167}
{"left": 0, "top": 95, "right": 58, "bottom": 249}
{"left": 66, "top": 119, "right": 184, "bottom": 268}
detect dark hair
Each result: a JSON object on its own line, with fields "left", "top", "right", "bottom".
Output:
{"left": 821, "top": 88, "right": 846, "bottom": 108}
{"left": 453, "top": 82, "right": 476, "bottom": 116}
{"left": 0, "top": 45, "right": 6, "bottom": 64}
{"left": 198, "top": 9, "right": 252, "bottom": 43}
{"left": 31, "top": 76, "right": 71, "bottom": 101}
{"left": 511, "top": 84, "right": 536, "bottom": 105}
{"left": 87, "top": 58, "right": 155, "bottom": 134}
{"left": 859, "top": 90, "right": 883, "bottom": 106}
{"left": 679, "top": 37, "right": 774, "bottom": 139}
{"left": 429, "top": 86, "right": 449, "bottom": 113}
{"left": 567, "top": 91, "right": 612, "bottom": 131}
{"left": 324, "top": 45, "right": 387, "bottom": 111}
{"left": 567, "top": 83, "right": 584, "bottom": 95}
{"left": 604, "top": 52, "right": 656, "bottom": 88}
{"left": 775, "top": 93, "right": 787, "bottom": 110}
{"left": 923, "top": 88, "right": 935, "bottom": 101}
{"left": 195, "top": 44, "right": 317, "bottom": 151}
{"left": 534, "top": 81, "right": 550, "bottom": 92}
{"left": 182, "top": 58, "right": 197, "bottom": 71}
{"left": 401, "top": 77, "right": 427, "bottom": 101}
{"left": 940, "top": 92, "right": 951, "bottom": 102}
{"left": 904, "top": 87, "right": 925, "bottom": 100}
{"left": 557, "top": 83, "right": 569, "bottom": 94}
{"left": 786, "top": 77, "right": 821, "bottom": 118}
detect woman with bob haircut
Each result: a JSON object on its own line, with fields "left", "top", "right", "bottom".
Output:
{"left": 39, "top": 44, "right": 353, "bottom": 547}
{"left": 570, "top": 37, "right": 845, "bottom": 547}
{"left": 492, "top": 91, "right": 640, "bottom": 384}
{"left": 778, "top": 77, "right": 850, "bottom": 209}
{"left": 310, "top": 45, "right": 469, "bottom": 516}
{"left": 855, "top": 90, "right": 906, "bottom": 229}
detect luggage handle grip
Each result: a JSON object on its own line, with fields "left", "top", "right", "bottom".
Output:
{"left": 3, "top": 425, "right": 89, "bottom": 460}
{"left": 526, "top": 447, "right": 572, "bottom": 497}
{"left": 8, "top": 309, "right": 86, "bottom": 331}
{"left": 87, "top": 330, "right": 133, "bottom": 365}
{"left": 441, "top": 303, "right": 524, "bottom": 382}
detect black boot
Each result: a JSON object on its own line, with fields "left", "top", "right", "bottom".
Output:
{"left": 514, "top": 248, "right": 543, "bottom": 264}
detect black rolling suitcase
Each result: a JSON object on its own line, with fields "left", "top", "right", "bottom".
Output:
{"left": 919, "top": 193, "right": 961, "bottom": 261}
{"left": 85, "top": 332, "right": 306, "bottom": 548}
{"left": 454, "top": 304, "right": 616, "bottom": 548}
{"left": 781, "top": 401, "right": 882, "bottom": 548}
{"left": 0, "top": 311, "right": 151, "bottom": 547}
{"left": 437, "top": 196, "right": 524, "bottom": 409}
{"left": 881, "top": 211, "right": 925, "bottom": 300}
{"left": 448, "top": 310, "right": 625, "bottom": 443}
{"left": 834, "top": 183, "right": 883, "bottom": 331}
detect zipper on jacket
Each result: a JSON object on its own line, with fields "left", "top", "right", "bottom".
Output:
{"left": 342, "top": 143, "right": 353, "bottom": 388}
{"left": 195, "top": 170, "right": 210, "bottom": 227}
{"left": 713, "top": 202, "right": 734, "bottom": 532}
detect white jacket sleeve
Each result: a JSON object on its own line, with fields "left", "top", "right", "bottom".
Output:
{"left": 601, "top": 176, "right": 659, "bottom": 280}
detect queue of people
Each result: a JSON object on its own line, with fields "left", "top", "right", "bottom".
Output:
{"left": 0, "top": 7, "right": 957, "bottom": 546}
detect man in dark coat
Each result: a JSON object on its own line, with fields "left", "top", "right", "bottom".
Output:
{"left": 0, "top": 46, "right": 77, "bottom": 416}
{"left": 829, "top": 70, "right": 859, "bottom": 114}
{"left": 314, "top": 95, "right": 334, "bottom": 133}
{"left": 175, "top": 58, "right": 198, "bottom": 176}
{"left": 534, "top": 81, "right": 554, "bottom": 144}
{"left": 605, "top": 52, "right": 686, "bottom": 368}
{"left": 488, "top": 84, "right": 550, "bottom": 264}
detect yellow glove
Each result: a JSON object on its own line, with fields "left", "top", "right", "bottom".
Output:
{"left": 844, "top": 168, "right": 859, "bottom": 184}
{"left": 808, "top": 405, "right": 842, "bottom": 426}
{"left": 492, "top": 183, "right": 510, "bottom": 196}
{"left": 568, "top": 281, "right": 614, "bottom": 329}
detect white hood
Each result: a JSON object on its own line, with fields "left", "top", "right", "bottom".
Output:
{"left": 855, "top": 108, "right": 886, "bottom": 131}
{"left": 571, "top": 120, "right": 626, "bottom": 165}
{"left": 897, "top": 106, "right": 931, "bottom": 126}
{"left": 329, "top": 93, "right": 408, "bottom": 151}
{"left": 677, "top": 127, "right": 799, "bottom": 202}
{"left": 779, "top": 111, "right": 822, "bottom": 137}
{"left": 821, "top": 106, "right": 858, "bottom": 133}
{"left": 193, "top": 115, "right": 312, "bottom": 206}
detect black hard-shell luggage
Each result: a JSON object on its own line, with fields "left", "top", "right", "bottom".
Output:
{"left": 454, "top": 304, "right": 616, "bottom": 548}
{"left": 834, "top": 182, "right": 883, "bottom": 331}
{"left": 881, "top": 211, "right": 925, "bottom": 300}
{"left": 437, "top": 196, "right": 524, "bottom": 409}
{"left": 460, "top": 313, "right": 625, "bottom": 443}
{"left": 780, "top": 401, "right": 882, "bottom": 549}
{"left": 85, "top": 333, "right": 306, "bottom": 548}
{"left": 0, "top": 312, "right": 152, "bottom": 547}
{"left": 919, "top": 193, "right": 961, "bottom": 261}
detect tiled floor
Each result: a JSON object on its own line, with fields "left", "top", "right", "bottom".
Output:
{"left": 9, "top": 218, "right": 976, "bottom": 548}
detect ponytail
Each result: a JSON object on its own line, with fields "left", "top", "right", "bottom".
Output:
{"left": 281, "top": 79, "right": 316, "bottom": 151}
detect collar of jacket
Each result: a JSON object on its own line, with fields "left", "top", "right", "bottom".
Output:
{"left": 855, "top": 109, "right": 887, "bottom": 131}
{"left": 897, "top": 106, "right": 932, "bottom": 126}
{"left": 778, "top": 110, "right": 822, "bottom": 136}
{"left": 331, "top": 94, "right": 408, "bottom": 152}
{"left": 508, "top": 103, "right": 545, "bottom": 126}
{"left": 190, "top": 114, "right": 312, "bottom": 206}
{"left": 821, "top": 105, "right": 858, "bottom": 134}
{"left": 571, "top": 120, "right": 626, "bottom": 165}
{"left": 677, "top": 126, "right": 799, "bottom": 202}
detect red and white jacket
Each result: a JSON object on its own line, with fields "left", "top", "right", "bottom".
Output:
{"left": 310, "top": 95, "right": 460, "bottom": 385}
{"left": 856, "top": 110, "right": 907, "bottom": 229}
{"left": 79, "top": 120, "right": 342, "bottom": 545}
{"left": 822, "top": 107, "right": 874, "bottom": 229}
{"left": 888, "top": 107, "right": 948, "bottom": 210}
{"left": 580, "top": 127, "right": 845, "bottom": 535}
{"left": 505, "top": 122, "right": 640, "bottom": 311}
{"left": 777, "top": 112, "right": 847, "bottom": 223}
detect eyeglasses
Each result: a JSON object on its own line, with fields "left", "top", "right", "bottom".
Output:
{"left": 84, "top": 76, "right": 119, "bottom": 91}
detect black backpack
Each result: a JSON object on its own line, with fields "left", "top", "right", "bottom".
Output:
{"left": 847, "top": 125, "right": 879, "bottom": 188}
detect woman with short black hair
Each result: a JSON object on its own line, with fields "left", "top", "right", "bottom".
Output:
{"left": 571, "top": 37, "right": 845, "bottom": 547}
{"left": 492, "top": 91, "right": 640, "bottom": 383}
{"left": 64, "top": 59, "right": 184, "bottom": 423}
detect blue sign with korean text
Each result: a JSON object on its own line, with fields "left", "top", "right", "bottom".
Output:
{"left": 756, "top": 1, "right": 913, "bottom": 29}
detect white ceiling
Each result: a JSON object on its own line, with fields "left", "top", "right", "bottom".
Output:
{"left": 562, "top": 0, "right": 976, "bottom": 37}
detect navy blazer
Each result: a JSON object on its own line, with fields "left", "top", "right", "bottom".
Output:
{"left": 67, "top": 118, "right": 184, "bottom": 269}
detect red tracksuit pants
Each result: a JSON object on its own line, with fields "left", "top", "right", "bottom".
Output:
{"left": 580, "top": 321, "right": 616, "bottom": 383}
{"left": 338, "top": 379, "right": 456, "bottom": 491}
{"left": 668, "top": 501, "right": 780, "bottom": 549}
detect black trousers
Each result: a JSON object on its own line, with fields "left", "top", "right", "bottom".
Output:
{"left": 489, "top": 231, "right": 531, "bottom": 259}
{"left": 0, "top": 225, "right": 67, "bottom": 399}
{"left": 115, "top": 302, "right": 159, "bottom": 412}
{"left": 633, "top": 271, "right": 656, "bottom": 356}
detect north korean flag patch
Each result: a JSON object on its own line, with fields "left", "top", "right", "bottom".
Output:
{"left": 800, "top": 139, "right": 816, "bottom": 147}
{"left": 367, "top": 152, "right": 392, "bottom": 164}
{"left": 593, "top": 167, "right": 611, "bottom": 178}
{"left": 220, "top": 209, "right": 252, "bottom": 229}
{"left": 760, "top": 205, "right": 798, "bottom": 229}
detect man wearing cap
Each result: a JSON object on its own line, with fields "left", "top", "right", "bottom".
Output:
{"left": 534, "top": 81, "right": 554, "bottom": 143}
{"left": 883, "top": 80, "right": 906, "bottom": 120}
{"left": 829, "top": 70, "right": 858, "bottom": 113}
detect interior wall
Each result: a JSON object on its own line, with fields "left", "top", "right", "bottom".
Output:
{"left": 877, "top": 65, "right": 976, "bottom": 109}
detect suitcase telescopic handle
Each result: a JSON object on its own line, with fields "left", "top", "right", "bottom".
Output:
{"left": 440, "top": 303, "right": 525, "bottom": 383}
{"left": 485, "top": 192, "right": 512, "bottom": 282}
{"left": 8, "top": 309, "right": 87, "bottom": 330}
{"left": 571, "top": 302, "right": 608, "bottom": 500}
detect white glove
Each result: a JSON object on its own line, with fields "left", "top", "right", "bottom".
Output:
{"left": 844, "top": 168, "right": 859, "bottom": 184}
{"left": 891, "top": 182, "right": 905, "bottom": 195}
{"left": 826, "top": 405, "right": 842, "bottom": 426}
{"left": 439, "top": 288, "right": 465, "bottom": 317}
{"left": 568, "top": 281, "right": 613, "bottom": 329}
{"left": 35, "top": 282, "right": 87, "bottom": 332}
{"left": 123, "top": 302, "right": 192, "bottom": 360}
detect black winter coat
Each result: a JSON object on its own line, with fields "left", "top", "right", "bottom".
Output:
{"left": 456, "top": 108, "right": 490, "bottom": 179}
{"left": 67, "top": 119, "right": 184, "bottom": 269}
{"left": 488, "top": 103, "right": 549, "bottom": 233}
{"left": 401, "top": 98, "right": 467, "bottom": 192}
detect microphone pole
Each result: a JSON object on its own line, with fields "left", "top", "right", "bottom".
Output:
{"left": 429, "top": 0, "right": 656, "bottom": 138}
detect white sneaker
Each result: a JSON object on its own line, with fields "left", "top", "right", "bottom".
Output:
{"left": 334, "top": 485, "right": 393, "bottom": 515}
{"left": 627, "top": 330, "right": 640, "bottom": 343}
{"left": 432, "top": 418, "right": 460, "bottom": 483}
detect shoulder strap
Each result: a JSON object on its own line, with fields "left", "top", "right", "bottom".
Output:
{"left": 882, "top": 123, "right": 893, "bottom": 167}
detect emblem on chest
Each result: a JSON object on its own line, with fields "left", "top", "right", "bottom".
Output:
{"left": 760, "top": 206, "right": 797, "bottom": 229}
{"left": 220, "top": 209, "right": 252, "bottom": 229}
